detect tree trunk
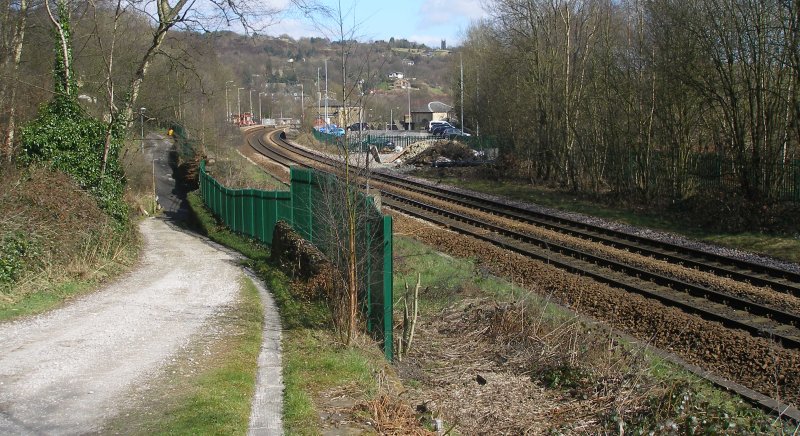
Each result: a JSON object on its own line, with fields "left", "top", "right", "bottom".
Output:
{"left": 1, "top": 0, "right": 27, "bottom": 161}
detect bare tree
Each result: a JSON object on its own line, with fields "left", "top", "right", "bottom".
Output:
{"left": 461, "top": 0, "right": 799, "bottom": 206}
{"left": 0, "top": 0, "right": 30, "bottom": 161}
{"left": 310, "top": 0, "right": 389, "bottom": 345}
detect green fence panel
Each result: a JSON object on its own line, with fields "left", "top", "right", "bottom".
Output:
{"left": 382, "top": 215, "right": 393, "bottom": 360}
{"left": 199, "top": 160, "right": 394, "bottom": 360}
{"left": 291, "top": 167, "right": 315, "bottom": 244}
{"left": 253, "top": 191, "right": 265, "bottom": 243}
{"left": 261, "top": 190, "right": 292, "bottom": 244}
{"left": 244, "top": 189, "right": 255, "bottom": 238}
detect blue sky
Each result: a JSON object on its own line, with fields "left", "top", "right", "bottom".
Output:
{"left": 272, "top": 0, "right": 488, "bottom": 48}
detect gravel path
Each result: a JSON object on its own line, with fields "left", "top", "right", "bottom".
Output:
{"left": 0, "top": 218, "right": 244, "bottom": 434}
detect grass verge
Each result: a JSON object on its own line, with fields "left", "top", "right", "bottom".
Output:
{"left": 105, "top": 275, "right": 263, "bottom": 435}
{"left": 414, "top": 170, "right": 800, "bottom": 263}
{"left": 0, "top": 228, "right": 138, "bottom": 322}
{"left": 206, "top": 143, "right": 287, "bottom": 191}
{"left": 187, "top": 191, "right": 386, "bottom": 434}
{"left": 1, "top": 164, "right": 141, "bottom": 322}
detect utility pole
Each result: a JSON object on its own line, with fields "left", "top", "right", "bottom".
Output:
{"left": 405, "top": 63, "right": 412, "bottom": 130}
{"left": 139, "top": 107, "right": 146, "bottom": 153}
{"left": 324, "top": 59, "right": 329, "bottom": 127}
{"left": 460, "top": 53, "right": 464, "bottom": 135}
{"left": 237, "top": 87, "right": 244, "bottom": 125}
{"left": 259, "top": 92, "right": 263, "bottom": 123}
{"left": 300, "top": 83, "right": 304, "bottom": 125}
{"left": 407, "top": 80, "right": 411, "bottom": 130}
{"left": 225, "top": 80, "right": 234, "bottom": 122}
{"left": 249, "top": 89, "right": 255, "bottom": 124}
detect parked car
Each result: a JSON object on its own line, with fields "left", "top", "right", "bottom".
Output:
{"left": 428, "top": 121, "right": 453, "bottom": 133}
{"left": 428, "top": 120, "right": 452, "bottom": 132}
{"left": 442, "top": 127, "right": 471, "bottom": 138}
{"left": 319, "top": 124, "right": 345, "bottom": 136}
{"left": 348, "top": 122, "right": 369, "bottom": 131}
{"left": 431, "top": 124, "right": 453, "bottom": 136}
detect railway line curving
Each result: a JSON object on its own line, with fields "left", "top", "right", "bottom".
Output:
{"left": 243, "top": 126, "right": 800, "bottom": 422}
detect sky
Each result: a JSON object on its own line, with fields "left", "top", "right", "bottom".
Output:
{"left": 270, "top": 0, "right": 490, "bottom": 48}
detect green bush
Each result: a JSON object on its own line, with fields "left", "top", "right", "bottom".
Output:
{"left": 0, "top": 232, "right": 41, "bottom": 286}
{"left": 21, "top": 96, "right": 128, "bottom": 224}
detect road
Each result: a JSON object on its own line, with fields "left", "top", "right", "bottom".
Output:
{"left": 144, "top": 133, "right": 189, "bottom": 220}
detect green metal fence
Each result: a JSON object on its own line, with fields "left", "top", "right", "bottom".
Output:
{"left": 199, "top": 161, "right": 394, "bottom": 359}
{"left": 289, "top": 168, "right": 394, "bottom": 347}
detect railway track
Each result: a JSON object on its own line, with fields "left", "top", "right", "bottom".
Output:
{"left": 245, "top": 127, "right": 800, "bottom": 420}
{"left": 253, "top": 131, "right": 800, "bottom": 286}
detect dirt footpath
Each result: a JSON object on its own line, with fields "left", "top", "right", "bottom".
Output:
{"left": 0, "top": 218, "right": 243, "bottom": 434}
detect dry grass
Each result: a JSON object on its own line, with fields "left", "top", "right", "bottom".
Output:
{"left": 398, "top": 297, "right": 663, "bottom": 434}
{"left": 390, "top": 231, "right": 794, "bottom": 434}
{"left": 356, "top": 395, "right": 435, "bottom": 435}
{"left": 0, "top": 164, "right": 138, "bottom": 314}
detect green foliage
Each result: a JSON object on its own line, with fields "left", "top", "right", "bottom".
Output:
{"left": 536, "top": 363, "right": 593, "bottom": 390}
{"left": 603, "top": 381, "right": 792, "bottom": 434}
{"left": 0, "top": 232, "right": 41, "bottom": 286}
{"left": 21, "top": 97, "right": 128, "bottom": 223}
{"left": 20, "top": 1, "right": 128, "bottom": 224}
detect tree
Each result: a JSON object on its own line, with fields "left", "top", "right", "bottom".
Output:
{"left": 310, "top": 1, "right": 389, "bottom": 346}
{"left": 459, "top": 0, "right": 799, "bottom": 207}
{"left": 22, "top": 0, "right": 128, "bottom": 222}
{"left": 0, "top": 0, "right": 30, "bottom": 161}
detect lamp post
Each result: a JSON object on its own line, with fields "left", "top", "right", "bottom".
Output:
{"left": 237, "top": 87, "right": 244, "bottom": 125}
{"left": 139, "top": 107, "right": 146, "bottom": 152}
{"left": 300, "top": 83, "right": 304, "bottom": 125}
{"left": 249, "top": 89, "right": 254, "bottom": 122}
{"left": 259, "top": 92, "right": 266, "bottom": 124}
{"left": 407, "top": 79, "right": 412, "bottom": 130}
{"left": 225, "top": 80, "right": 234, "bottom": 122}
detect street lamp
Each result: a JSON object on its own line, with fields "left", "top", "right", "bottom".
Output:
{"left": 237, "top": 87, "right": 244, "bottom": 125}
{"left": 249, "top": 89, "right": 254, "bottom": 122}
{"left": 300, "top": 83, "right": 304, "bottom": 125}
{"left": 259, "top": 92, "right": 266, "bottom": 124}
{"left": 407, "top": 85, "right": 411, "bottom": 130}
{"left": 139, "top": 107, "right": 146, "bottom": 152}
{"left": 225, "top": 80, "right": 234, "bottom": 123}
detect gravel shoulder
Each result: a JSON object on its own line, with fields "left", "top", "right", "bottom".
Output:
{"left": 0, "top": 218, "right": 245, "bottom": 434}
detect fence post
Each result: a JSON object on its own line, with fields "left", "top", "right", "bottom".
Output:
{"left": 383, "top": 215, "right": 393, "bottom": 361}
{"left": 365, "top": 219, "right": 373, "bottom": 333}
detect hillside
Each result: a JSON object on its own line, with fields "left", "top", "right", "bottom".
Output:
{"left": 191, "top": 32, "right": 456, "bottom": 123}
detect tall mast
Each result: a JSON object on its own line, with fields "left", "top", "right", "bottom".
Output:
{"left": 460, "top": 53, "right": 464, "bottom": 135}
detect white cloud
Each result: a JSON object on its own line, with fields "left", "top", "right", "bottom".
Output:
{"left": 266, "top": 17, "right": 321, "bottom": 38}
{"left": 417, "top": 0, "right": 487, "bottom": 27}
